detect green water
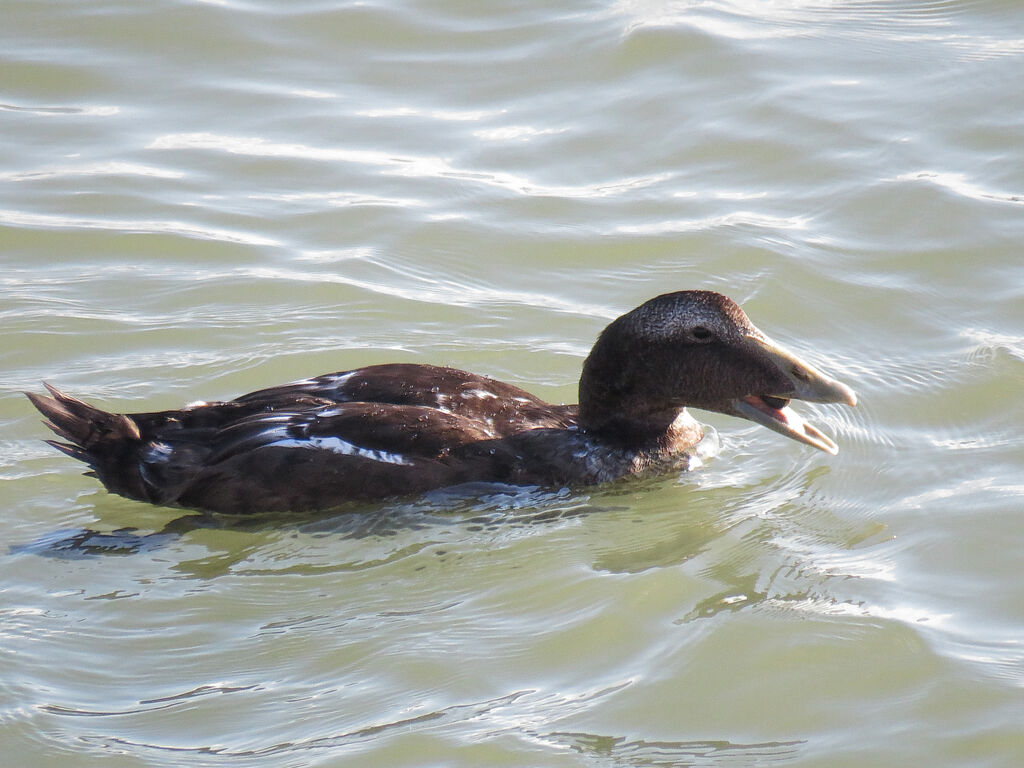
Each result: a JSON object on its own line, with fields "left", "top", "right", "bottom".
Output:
{"left": 3, "top": 1, "right": 1023, "bottom": 765}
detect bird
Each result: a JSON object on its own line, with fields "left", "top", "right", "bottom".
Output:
{"left": 26, "top": 290, "right": 856, "bottom": 515}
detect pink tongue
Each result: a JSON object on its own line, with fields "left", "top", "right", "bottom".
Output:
{"left": 743, "top": 395, "right": 789, "bottom": 423}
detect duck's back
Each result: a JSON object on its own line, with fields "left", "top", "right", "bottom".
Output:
{"left": 231, "top": 363, "right": 574, "bottom": 436}
{"left": 30, "top": 364, "right": 579, "bottom": 514}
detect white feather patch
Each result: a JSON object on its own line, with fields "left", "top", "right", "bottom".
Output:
{"left": 267, "top": 435, "right": 412, "bottom": 466}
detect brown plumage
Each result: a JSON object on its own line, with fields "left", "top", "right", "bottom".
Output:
{"left": 26, "top": 290, "right": 856, "bottom": 515}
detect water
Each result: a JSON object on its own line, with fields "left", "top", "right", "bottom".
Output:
{"left": 3, "top": 0, "right": 1023, "bottom": 765}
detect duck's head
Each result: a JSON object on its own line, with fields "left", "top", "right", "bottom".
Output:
{"left": 578, "top": 290, "right": 857, "bottom": 453}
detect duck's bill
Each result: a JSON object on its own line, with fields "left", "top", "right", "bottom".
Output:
{"left": 730, "top": 334, "right": 857, "bottom": 455}
{"left": 733, "top": 395, "right": 841, "bottom": 455}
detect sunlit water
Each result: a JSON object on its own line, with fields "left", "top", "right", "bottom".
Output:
{"left": 3, "top": 1, "right": 1023, "bottom": 766}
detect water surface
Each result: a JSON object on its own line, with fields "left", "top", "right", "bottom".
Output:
{"left": 3, "top": 1, "right": 1023, "bottom": 766}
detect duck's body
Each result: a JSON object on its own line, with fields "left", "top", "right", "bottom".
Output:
{"left": 28, "top": 291, "right": 856, "bottom": 515}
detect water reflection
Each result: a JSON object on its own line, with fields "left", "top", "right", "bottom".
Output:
{"left": 13, "top": 482, "right": 617, "bottom": 570}
{"left": 546, "top": 730, "right": 803, "bottom": 765}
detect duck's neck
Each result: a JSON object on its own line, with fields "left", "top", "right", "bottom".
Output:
{"left": 578, "top": 404, "right": 704, "bottom": 454}
{"left": 576, "top": 325, "right": 704, "bottom": 453}
{"left": 577, "top": 361, "right": 704, "bottom": 452}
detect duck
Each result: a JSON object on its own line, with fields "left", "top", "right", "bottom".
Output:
{"left": 26, "top": 290, "right": 857, "bottom": 515}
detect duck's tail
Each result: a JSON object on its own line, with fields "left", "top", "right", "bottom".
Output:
{"left": 25, "top": 384, "right": 150, "bottom": 500}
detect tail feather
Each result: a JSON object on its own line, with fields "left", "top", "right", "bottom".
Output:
{"left": 25, "top": 383, "right": 141, "bottom": 452}
{"left": 43, "top": 438, "right": 94, "bottom": 465}
{"left": 26, "top": 384, "right": 154, "bottom": 501}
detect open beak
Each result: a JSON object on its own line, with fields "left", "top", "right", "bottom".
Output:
{"left": 729, "top": 334, "right": 857, "bottom": 455}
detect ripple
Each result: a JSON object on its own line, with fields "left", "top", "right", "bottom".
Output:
{"left": 613, "top": 0, "right": 808, "bottom": 39}
{"left": 84, "top": 689, "right": 536, "bottom": 758}
{"left": 614, "top": 0, "right": 1024, "bottom": 60}
{"left": 616, "top": 211, "right": 809, "bottom": 235}
{"left": 890, "top": 171, "right": 1024, "bottom": 205}
{"left": 962, "top": 329, "right": 1024, "bottom": 363}
{"left": 0, "top": 209, "right": 279, "bottom": 247}
{"left": 473, "top": 124, "right": 570, "bottom": 141}
{"left": 0, "top": 102, "right": 119, "bottom": 117}
{"left": 544, "top": 731, "right": 803, "bottom": 763}
{"left": 247, "top": 190, "right": 423, "bottom": 208}
{"left": 356, "top": 106, "right": 504, "bottom": 122}
{"left": 208, "top": 264, "right": 619, "bottom": 318}
{"left": 148, "top": 132, "right": 672, "bottom": 199}
{"left": 40, "top": 682, "right": 257, "bottom": 718}
{"left": 0, "top": 162, "right": 183, "bottom": 182}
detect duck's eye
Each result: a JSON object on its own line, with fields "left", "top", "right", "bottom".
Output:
{"left": 691, "top": 326, "right": 713, "bottom": 342}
